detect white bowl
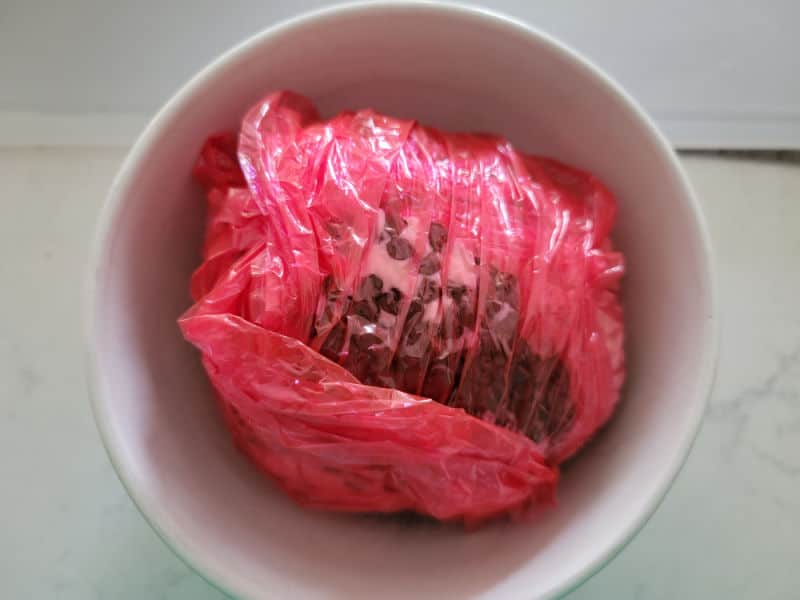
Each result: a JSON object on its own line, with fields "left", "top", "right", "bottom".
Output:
{"left": 87, "top": 3, "right": 718, "bottom": 599}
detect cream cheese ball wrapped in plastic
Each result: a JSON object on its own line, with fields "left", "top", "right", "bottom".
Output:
{"left": 180, "top": 91, "right": 624, "bottom": 524}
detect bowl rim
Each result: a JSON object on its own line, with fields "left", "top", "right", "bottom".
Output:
{"left": 85, "top": 2, "right": 720, "bottom": 598}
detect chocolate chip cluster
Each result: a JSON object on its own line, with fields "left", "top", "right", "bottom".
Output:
{"left": 310, "top": 212, "right": 573, "bottom": 443}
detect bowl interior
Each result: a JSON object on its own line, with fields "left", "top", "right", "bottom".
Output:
{"left": 90, "top": 5, "right": 714, "bottom": 600}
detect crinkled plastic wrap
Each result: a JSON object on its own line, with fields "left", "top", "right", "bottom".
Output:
{"left": 179, "top": 91, "right": 625, "bottom": 524}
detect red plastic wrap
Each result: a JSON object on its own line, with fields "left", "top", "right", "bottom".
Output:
{"left": 179, "top": 91, "right": 625, "bottom": 523}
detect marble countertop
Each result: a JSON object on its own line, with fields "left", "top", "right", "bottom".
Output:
{"left": 1, "top": 148, "right": 798, "bottom": 599}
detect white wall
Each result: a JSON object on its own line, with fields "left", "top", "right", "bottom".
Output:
{"left": 2, "top": 0, "right": 799, "bottom": 148}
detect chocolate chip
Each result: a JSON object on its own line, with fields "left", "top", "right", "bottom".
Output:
{"left": 360, "top": 370, "right": 380, "bottom": 386}
{"left": 457, "top": 304, "right": 475, "bottom": 327}
{"left": 479, "top": 344, "right": 494, "bottom": 363}
{"left": 474, "top": 256, "right": 480, "bottom": 265}
{"left": 377, "top": 288, "right": 402, "bottom": 315}
{"left": 370, "top": 274, "right": 383, "bottom": 289}
{"left": 318, "top": 289, "right": 348, "bottom": 328}
{"left": 422, "top": 361, "right": 453, "bottom": 400}
{"left": 506, "top": 349, "right": 573, "bottom": 443}
{"left": 420, "top": 279, "right": 439, "bottom": 303}
{"left": 386, "top": 236, "right": 413, "bottom": 260}
{"left": 419, "top": 253, "right": 441, "bottom": 275}
{"left": 440, "top": 311, "right": 463, "bottom": 339}
{"left": 405, "top": 320, "right": 426, "bottom": 346}
{"left": 320, "top": 322, "right": 345, "bottom": 362}
{"left": 352, "top": 299, "right": 377, "bottom": 321}
{"left": 356, "top": 343, "right": 393, "bottom": 385}
{"left": 406, "top": 299, "right": 423, "bottom": 321}
{"left": 397, "top": 355, "right": 422, "bottom": 370}
{"left": 353, "top": 332, "right": 382, "bottom": 351}
{"left": 385, "top": 211, "right": 407, "bottom": 235}
{"left": 447, "top": 283, "right": 467, "bottom": 303}
{"left": 428, "top": 222, "right": 447, "bottom": 252}
{"left": 511, "top": 354, "right": 532, "bottom": 379}
{"left": 492, "top": 351, "right": 506, "bottom": 368}
{"left": 360, "top": 274, "right": 383, "bottom": 298}
{"left": 396, "top": 356, "right": 423, "bottom": 391}
{"left": 321, "top": 276, "right": 342, "bottom": 303}
{"left": 370, "top": 346, "right": 393, "bottom": 370}
{"left": 324, "top": 219, "right": 345, "bottom": 240}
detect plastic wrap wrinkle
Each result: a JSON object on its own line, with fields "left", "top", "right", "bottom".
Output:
{"left": 180, "top": 91, "right": 625, "bottom": 524}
